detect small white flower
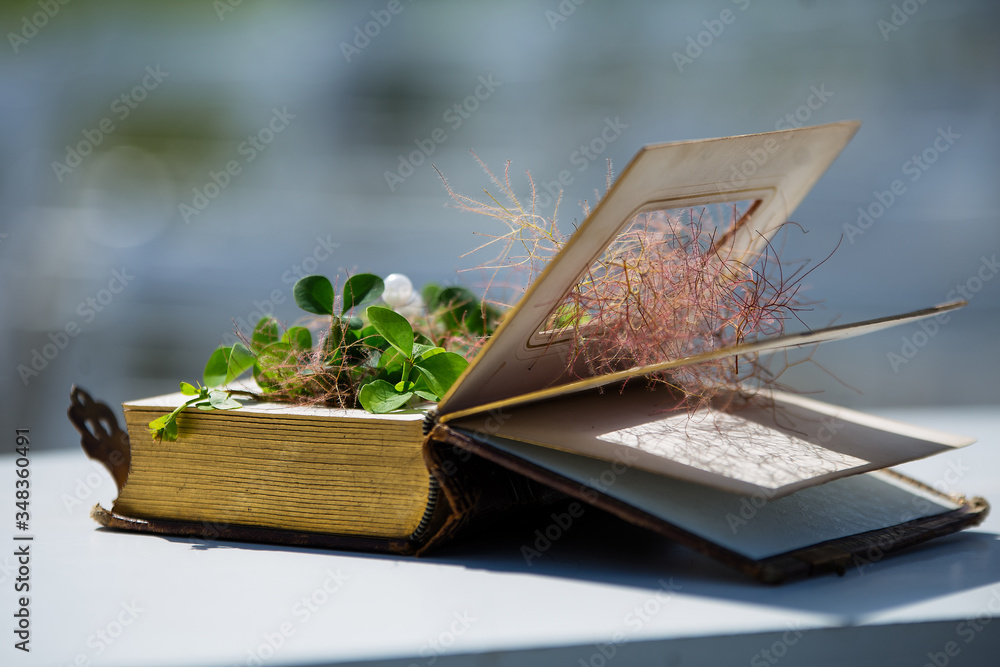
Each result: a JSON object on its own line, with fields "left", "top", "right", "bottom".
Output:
{"left": 395, "top": 292, "right": 425, "bottom": 320}
{"left": 383, "top": 273, "right": 425, "bottom": 319}
{"left": 382, "top": 273, "right": 414, "bottom": 308}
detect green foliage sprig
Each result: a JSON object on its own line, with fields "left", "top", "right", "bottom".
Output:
{"left": 151, "top": 273, "right": 500, "bottom": 441}
{"left": 147, "top": 381, "right": 246, "bottom": 441}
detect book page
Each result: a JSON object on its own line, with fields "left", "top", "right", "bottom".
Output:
{"left": 462, "top": 432, "right": 960, "bottom": 561}
{"left": 439, "top": 121, "right": 861, "bottom": 416}
{"left": 437, "top": 300, "right": 964, "bottom": 423}
{"left": 124, "top": 389, "right": 426, "bottom": 423}
{"left": 450, "top": 385, "right": 972, "bottom": 497}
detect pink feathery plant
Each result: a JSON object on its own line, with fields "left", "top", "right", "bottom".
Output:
{"left": 227, "top": 155, "right": 825, "bottom": 416}
{"left": 439, "top": 155, "right": 826, "bottom": 410}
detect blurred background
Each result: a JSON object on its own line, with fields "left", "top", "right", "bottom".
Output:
{"left": 1, "top": 0, "right": 997, "bottom": 452}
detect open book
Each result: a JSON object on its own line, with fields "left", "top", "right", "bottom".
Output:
{"left": 70, "top": 121, "right": 988, "bottom": 583}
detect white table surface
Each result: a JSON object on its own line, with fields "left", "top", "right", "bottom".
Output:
{"left": 3, "top": 406, "right": 998, "bottom": 667}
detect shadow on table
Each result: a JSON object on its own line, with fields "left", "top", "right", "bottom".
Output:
{"left": 151, "top": 502, "right": 1000, "bottom": 622}
{"left": 432, "top": 507, "right": 1000, "bottom": 620}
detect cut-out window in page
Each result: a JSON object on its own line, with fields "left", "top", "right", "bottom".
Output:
{"left": 438, "top": 121, "right": 863, "bottom": 417}
{"left": 532, "top": 200, "right": 801, "bottom": 395}
{"left": 540, "top": 200, "right": 760, "bottom": 336}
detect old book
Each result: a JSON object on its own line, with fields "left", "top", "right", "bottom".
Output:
{"left": 70, "top": 121, "right": 989, "bottom": 583}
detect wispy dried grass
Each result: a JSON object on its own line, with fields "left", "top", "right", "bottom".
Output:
{"left": 236, "top": 154, "right": 828, "bottom": 414}
{"left": 438, "top": 154, "right": 827, "bottom": 411}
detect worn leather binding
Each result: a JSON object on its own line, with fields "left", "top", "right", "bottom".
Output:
{"left": 69, "top": 386, "right": 565, "bottom": 558}
{"left": 69, "top": 386, "right": 989, "bottom": 584}
{"left": 426, "top": 423, "right": 990, "bottom": 584}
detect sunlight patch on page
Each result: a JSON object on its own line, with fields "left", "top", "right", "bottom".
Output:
{"left": 596, "top": 410, "right": 869, "bottom": 490}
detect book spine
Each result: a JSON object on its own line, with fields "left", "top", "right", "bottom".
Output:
{"left": 408, "top": 476, "right": 440, "bottom": 543}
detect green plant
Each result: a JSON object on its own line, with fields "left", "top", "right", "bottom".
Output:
{"left": 357, "top": 306, "right": 469, "bottom": 412}
{"left": 147, "top": 380, "right": 246, "bottom": 441}
{"left": 150, "top": 156, "right": 819, "bottom": 442}
{"left": 151, "top": 273, "right": 496, "bottom": 441}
